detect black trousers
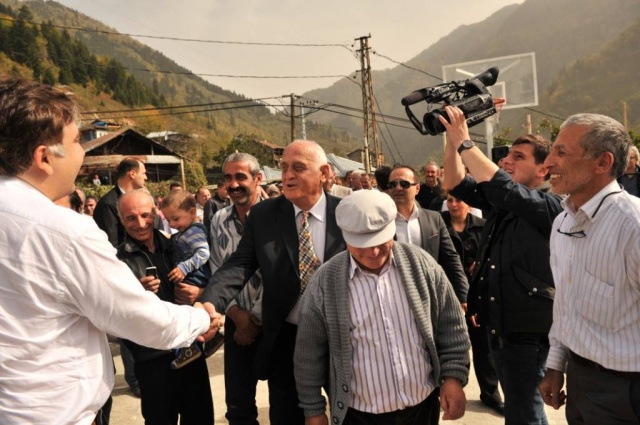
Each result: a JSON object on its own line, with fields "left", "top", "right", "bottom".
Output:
{"left": 566, "top": 354, "right": 640, "bottom": 425}
{"left": 135, "top": 353, "right": 214, "bottom": 425}
{"left": 343, "top": 388, "right": 440, "bottom": 425}
{"left": 266, "top": 322, "right": 305, "bottom": 425}
{"left": 467, "top": 318, "right": 501, "bottom": 404}
{"left": 224, "top": 318, "right": 260, "bottom": 425}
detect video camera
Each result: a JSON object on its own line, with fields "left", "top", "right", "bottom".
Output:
{"left": 401, "top": 67, "right": 500, "bottom": 136}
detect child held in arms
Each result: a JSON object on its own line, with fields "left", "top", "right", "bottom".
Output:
{"left": 161, "top": 189, "right": 221, "bottom": 368}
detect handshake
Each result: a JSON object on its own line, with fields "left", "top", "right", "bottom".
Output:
{"left": 194, "top": 302, "right": 223, "bottom": 342}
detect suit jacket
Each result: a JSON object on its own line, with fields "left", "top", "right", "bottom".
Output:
{"left": 416, "top": 208, "right": 469, "bottom": 303}
{"left": 201, "top": 193, "right": 346, "bottom": 378}
{"left": 93, "top": 186, "right": 124, "bottom": 247}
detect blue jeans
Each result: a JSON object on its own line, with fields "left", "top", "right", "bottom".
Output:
{"left": 491, "top": 332, "right": 549, "bottom": 425}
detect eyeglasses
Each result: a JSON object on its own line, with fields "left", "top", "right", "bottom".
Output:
{"left": 556, "top": 214, "right": 586, "bottom": 238}
{"left": 388, "top": 180, "right": 418, "bottom": 189}
{"left": 556, "top": 190, "right": 623, "bottom": 238}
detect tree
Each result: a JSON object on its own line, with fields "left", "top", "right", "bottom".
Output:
{"left": 213, "top": 134, "right": 275, "bottom": 169}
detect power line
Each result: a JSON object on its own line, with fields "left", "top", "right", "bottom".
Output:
{"left": 373, "top": 93, "right": 405, "bottom": 163}
{"left": 81, "top": 97, "right": 278, "bottom": 115}
{"left": 0, "top": 17, "right": 354, "bottom": 52}
{"left": 371, "top": 50, "right": 442, "bottom": 82}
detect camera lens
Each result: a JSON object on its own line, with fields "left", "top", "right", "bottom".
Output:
{"left": 423, "top": 109, "right": 448, "bottom": 136}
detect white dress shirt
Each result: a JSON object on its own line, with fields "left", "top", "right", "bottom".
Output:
{"left": 287, "top": 192, "right": 327, "bottom": 324}
{"left": 395, "top": 204, "right": 421, "bottom": 245}
{"left": 0, "top": 177, "right": 210, "bottom": 424}
{"left": 546, "top": 180, "right": 640, "bottom": 373}
{"left": 348, "top": 253, "right": 435, "bottom": 413}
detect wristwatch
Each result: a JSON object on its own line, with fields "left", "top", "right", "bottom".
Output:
{"left": 457, "top": 139, "right": 476, "bottom": 155}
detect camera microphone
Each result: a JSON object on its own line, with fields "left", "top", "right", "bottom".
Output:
{"left": 401, "top": 88, "right": 431, "bottom": 107}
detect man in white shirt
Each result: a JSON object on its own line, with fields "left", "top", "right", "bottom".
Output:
{"left": 539, "top": 113, "right": 640, "bottom": 424}
{"left": 0, "top": 78, "right": 221, "bottom": 425}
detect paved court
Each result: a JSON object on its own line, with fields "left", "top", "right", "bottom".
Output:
{"left": 108, "top": 341, "right": 567, "bottom": 424}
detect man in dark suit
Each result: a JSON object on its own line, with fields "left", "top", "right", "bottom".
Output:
{"left": 201, "top": 140, "right": 346, "bottom": 424}
{"left": 388, "top": 165, "right": 469, "bottom": 307}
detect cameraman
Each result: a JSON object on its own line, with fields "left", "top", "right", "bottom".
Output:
{"left": 440, "top": 105, "right": 563, "bottom": 424}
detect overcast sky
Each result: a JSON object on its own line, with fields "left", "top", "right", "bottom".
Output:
{"left": 52, "top": 0, "right": 522, "bottom": 100}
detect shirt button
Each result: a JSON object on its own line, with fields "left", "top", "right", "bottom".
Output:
{"left": 532, "top": 288, "right": 538, "bottom": 293}
{"left": 490, "top": 265, "right": 496, "bottom": 269}
{"left": 342, "top": 385, "right": 348, "bottom": 392}
{"left": 337, "top": 402, "right": 344, "bottom": 409}
{"left": 333, "top": 417, "right": 339, "bottom": 424}
{"left": 490, "top": 297, "right": 495, "bottom": 301}
{"left": 491, "top": 329, "right": 496, "bottom": 334}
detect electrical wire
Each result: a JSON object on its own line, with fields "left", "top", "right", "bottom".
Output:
{"left": 371, "top": 50, "right": 442, "bottom": 82}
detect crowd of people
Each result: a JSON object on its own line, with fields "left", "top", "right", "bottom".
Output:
{"left": 1, "top": 78, "right": 639, "bottom": 425}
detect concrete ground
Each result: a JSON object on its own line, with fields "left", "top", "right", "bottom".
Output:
{"left": 109, "top": 341, "right": 567, "bottom": 425}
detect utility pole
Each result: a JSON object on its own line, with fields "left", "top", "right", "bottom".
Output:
{"left": 356, "top": 34, "right": 381, "bottom": 172}
{"left": 289, "top": 94, "right": 296, "bottom": 144}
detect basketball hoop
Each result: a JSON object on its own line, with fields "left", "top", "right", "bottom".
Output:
{"left": 493, "top": 97, "right": 506, "bottom": 124}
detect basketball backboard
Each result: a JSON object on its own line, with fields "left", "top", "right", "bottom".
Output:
{"left": 442, "top": 52, "right": 538, "bottom": 111}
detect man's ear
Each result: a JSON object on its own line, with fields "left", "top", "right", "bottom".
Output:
{"left": 32, "top": 145, "right": 55, "bottom": 176}
{"left": 319, "top": 164, "right": 330, "bottom": 182}
{"left": 595, "top": 152, "right": 615, "bottom": 176}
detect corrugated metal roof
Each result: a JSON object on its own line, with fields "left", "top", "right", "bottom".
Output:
{"left": 327, "top": 153, "right": 366, "bottom": 177}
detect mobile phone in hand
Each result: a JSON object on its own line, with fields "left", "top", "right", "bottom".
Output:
{"left": 145, "top": 267, "right": 158, "bottom": 279}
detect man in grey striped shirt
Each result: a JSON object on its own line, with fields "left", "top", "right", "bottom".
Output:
{"left": 539, "top": 113, "right": 640, "bottom": 424}
{"left": 295, "top": 190, "right": 470, "bottom": 425}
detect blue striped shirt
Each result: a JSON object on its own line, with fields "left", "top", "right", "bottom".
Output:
{"left": 348, "top": 253, "right": 435, "bottom": 413}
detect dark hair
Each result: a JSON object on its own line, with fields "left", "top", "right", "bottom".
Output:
{"left": 0, "top": 78, "right": 78, "bottom": 176}
{"left": 116, "top": 157, "right": 142, "bottom": 179}
{"left": 160, "top": 189, "right": 196, "bottom": 212}
{"left": 69, "top": 190, "right": 83, "bottom": 213}
{"left": 374, "top": 165, "right": 392, "bottom": 190}
{"left": 391, "top": 164, "right": 421, "bottom": 184}
{"left": 169, "top": 181, "right": 183, "bottom": 190}
{"left": 512, "top": 134, "right": 552, "bottom": 165}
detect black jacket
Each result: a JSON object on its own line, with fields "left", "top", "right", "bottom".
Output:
{"left": 442, "top": 211, "right": 486, "bottom": 279}
{"left": 116, "top": 229, "right": 176, "bottom": 363}
{"left": 450, "top": 170, "right": 563, "bottom": 336}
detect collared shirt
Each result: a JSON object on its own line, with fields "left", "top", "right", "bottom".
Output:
{"left": 348, "top": 252, "right": 435, "bottom": 413}
{"left": 0, "top": 177, "right": 210, "bottom": 424}
{"left": 547, "top": 180, "right": 640, "bottom": 373}
{"left": 209, "top": 202, "right": 263, "bottom": 319}
{"left": 395, "top": 203, "right": 421, "bottom": 245}
{"left": 288, "top": 192, "right": 327, "bottom": 324}
{"left": 196, "top": 203, "right": 205, "bottom": 221}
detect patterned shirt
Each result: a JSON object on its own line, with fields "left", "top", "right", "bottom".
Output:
{"left": 209, "top": 203, "right": 263, "bottom": 319}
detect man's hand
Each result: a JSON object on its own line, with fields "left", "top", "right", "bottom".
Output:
{"left": 139, "top": 275, "right": 160, "bottom": 293}
{"left": 469, "top": 314, "right": 480, "bottom": 328}
{"left": 167, "top": 266, "right": 185, "bottom": 283}
{"left": 440, "top": 377, "right": 466, "bottom": 420}
{"left": 439, "top": 106, "right": 472, "bottom": 151}
{"left": 305, "top": 414, "right": 328, "bottom": 425}
{"left": 539, "top": 368, "right": 566, "bottom": 409}
{"left": 175, "top": 282, "right": 204, "bottom": 305}
{"left": 194, "top": 302, "right": 222, "bottom": 342}
{"left": 227, "top": 305, "right": 262, "bottom": 346}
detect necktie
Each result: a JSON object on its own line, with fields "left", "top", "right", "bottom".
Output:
{"left": 298, "top": 211, "right": 321, "bottom": 294}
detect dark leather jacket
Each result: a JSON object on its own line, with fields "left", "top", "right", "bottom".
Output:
{"left": 450, "top": 170, "right": 564, "bottom": 336}
{"left": 442, "top": 211, "right": 486, "bottom": 279}
{"left": 116, "top": 229, "right": 176, "bottom": 362}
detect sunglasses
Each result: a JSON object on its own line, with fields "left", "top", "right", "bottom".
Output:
{"left": 388, "top": 180, "right": 418, "bottom": 189}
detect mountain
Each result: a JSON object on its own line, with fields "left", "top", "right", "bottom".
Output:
{"left": 0, "top": 0, "right": 363, "bottom": 172}
{"left": 303, "top": 0, "right": 640, "bottom": 165}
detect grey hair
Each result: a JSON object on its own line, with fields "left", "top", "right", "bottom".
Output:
{"left": 223, "top": 152, "right": 261, "bottom": 177}
{"left": 627, "top": 145, "right": 639, "bottom": 164}
{"left": 561, "top": 113, "right": 631, "bottom": 179}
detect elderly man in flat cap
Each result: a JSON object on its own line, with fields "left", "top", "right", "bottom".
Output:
{"left": 294, "top": 190, "right": 470, "bottom": 425}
